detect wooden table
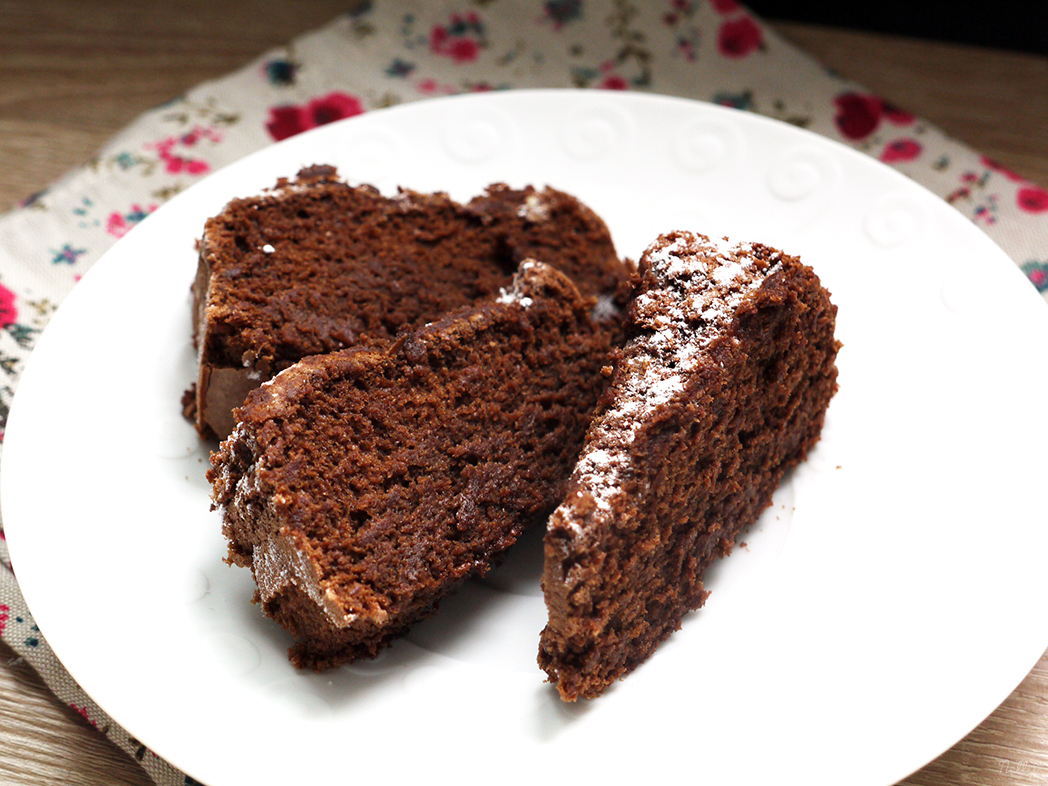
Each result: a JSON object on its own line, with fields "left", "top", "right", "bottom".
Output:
{"left": 1, "top": 2, "right": 1046, "bottom": 784}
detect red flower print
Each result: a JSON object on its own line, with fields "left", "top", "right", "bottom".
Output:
{"left": 0, "top": 284, "right": 17, "bottom": 329}
{"left": 717, "top": 17, "right": 764, "bottom": 58}
{"left": 600, "top": 74, "right": 630, "bottom": 90}
{"left": 106, "top": 213, "right": 128, "bottom": 236}
{"left": 0, "top": 603, "right": 9, "bottom": 636}
{"left": 1022, "top": 260, "right": 1048, "bottom": 292}
{"left": 429, "top": 12, "right": 485, "bottom": 63}
{"left": 414, "top": 77, "right": 457, "bottom": 96}
{"left": 883, "top": 103, "right": 915, "bottom": 125}
{"left": 430, "top": 23, "right": 481, "bottom": 63}
{"left": 105, "top": 203, "right": 158, "bottom": 238}
{"left": 1017, "top": 186, "right": 1048, "bottom": 213}
{"left": 833, "top": 93, "right": 915, "bottom": 141}
{"left": 833, "top": 93, "right": 883, "bottom": 140}
{"left": 266, "top": 106, "right": 308, "bottom": 141}
{"left": 265, "top": 92, "right": 366, "bottom": 142}
{"left": 981, "top": 155, "right": 1025, "bottom": 182}
{"left": 711, "top": 0, "right": 740, "bottom": 13}
{"left": 880, "top": 138, "right": 922, "bottom": 163}
{"left": 159, "top": 149, "right": 209, "bottom": 176}
{"left": 70, "top": 703, "right": 97, "bottom": 728}
{"left": 449, "top": 37, "right": 480, "bottom": 62}
{"left": 146, "top": 126, "right": 219, "bottom": 176}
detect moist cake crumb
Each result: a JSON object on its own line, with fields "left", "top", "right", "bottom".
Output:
{"left": 190, "top": 166, "right": 632, "bottom": 440}
{"left": 208, "top": 261, "right": 614, "bottom": 670}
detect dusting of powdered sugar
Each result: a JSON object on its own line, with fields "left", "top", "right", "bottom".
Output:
{"left": 589, "top": 293, "right": 619, "bottom": 324}
{"left": 556, "top": 231, "right": 778, "bottom": 531}
{"left": 516, "top": 192, "right": 552, "bottom": 222}
{"left": 496, "top": 259, "right": 541, "bottom": 308}
{"left": 497, "top": 291, "right": 534, "bottom": 308}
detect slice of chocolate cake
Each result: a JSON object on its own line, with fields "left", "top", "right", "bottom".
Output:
{"left": 190, "top": 166, "right": 630, "bottom": 440}
{"left": 208, "top": 261, "right": 613, "bottom": 670}
{"left": 538, "top": 230, "right": 840, "bottom": 701}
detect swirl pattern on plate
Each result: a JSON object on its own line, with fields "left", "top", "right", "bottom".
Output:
{"left": 863, "top": 192, "right": 931, "bottom": 249}
{"left": 767, "top": 143, "right": 840, "bottom": 202}
{"left": 558, "top": 100, "right": 635, "bottom": 161}
{"left": 671, "top": 118, "right": 743, "bottom": 174}
{"left": 439, "top": 106, "right": 516, "bottom": 164}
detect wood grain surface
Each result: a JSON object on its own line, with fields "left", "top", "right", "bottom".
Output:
{"left": 1, "top": 2, "right": 1046, "bottom": 785}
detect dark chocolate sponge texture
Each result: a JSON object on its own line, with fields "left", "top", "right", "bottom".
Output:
{"left": 539, "top": 230, "right": 840, "bottom": 701}
{"left": 209, "top": 261, "right": 614, "bottom": 670}
{"left": 190, "top": 166, "right": 630, "bottom": 440}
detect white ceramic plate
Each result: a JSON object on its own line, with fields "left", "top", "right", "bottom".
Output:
{"left": 5, "top": 90, "right": 1048, "bottom": 786}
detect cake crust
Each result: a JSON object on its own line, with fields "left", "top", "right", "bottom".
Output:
{"left": 209, "top": 261, "right": 614, "bottom": 670}
{"left": 538, "top": 230, "right": 840, "bottom": 701}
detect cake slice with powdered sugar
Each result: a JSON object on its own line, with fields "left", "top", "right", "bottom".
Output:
{"left": 208, "top": 260, "right": 613, "bottom": 670}
{"left": 538, "top": 230, "right": 841, "bottom": 701}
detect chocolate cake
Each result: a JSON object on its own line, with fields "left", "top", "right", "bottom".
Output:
{"left": 208, "top": 261, "right": 614, "bottom": 670}
{"left": 538, "top": 230, "right": 840, "bottom": 701}
{"left": 190, "top": 166, "right": 630, "bottom": 440}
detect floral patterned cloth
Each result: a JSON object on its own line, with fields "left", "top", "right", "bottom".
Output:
{"left": 0, "top": 2, "right": 1045, "bottom": 783}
